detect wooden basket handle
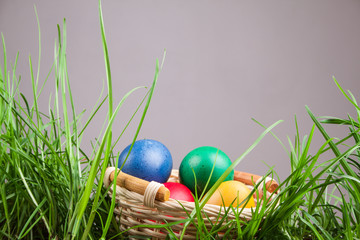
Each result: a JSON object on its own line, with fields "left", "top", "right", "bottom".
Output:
{"left": 105, "top": 168, "right": 278, "bottom": 201}
{"left": 234, "top": 171, "right": 279, "bottom": 193}
{"left": 107, "top": 168, "right": 170, "bottom": 202}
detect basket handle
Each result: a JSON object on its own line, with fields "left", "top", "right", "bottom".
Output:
{"left": 234, "top": 171, "right": 279, "bottom": 193}
{"left": 107, "top": 168, "right": 170, "bottom": 202}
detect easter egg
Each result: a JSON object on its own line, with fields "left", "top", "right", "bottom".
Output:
{"left": 163, "top": 182, "right": 195, "bottom": 202}
{"left": 118, "top": 139, "right": 172, "bottom": 183}
{"left": 179, "top": 146, "right": 234, "bottom": 195}
{"left": 206, "top": 180, "right": 255, "bottom": 208}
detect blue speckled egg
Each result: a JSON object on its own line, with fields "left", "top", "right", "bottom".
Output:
{"left": 118, "top": 139, "right": 173, "bottom": 183}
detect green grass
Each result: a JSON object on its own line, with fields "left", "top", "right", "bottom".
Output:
{"left": 0, "top": 1, "right": 159, "bottom": 239}
{"left": 1, "top": 1, "right": 360, "bottom": 239}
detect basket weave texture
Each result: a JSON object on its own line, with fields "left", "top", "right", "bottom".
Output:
{"left": 104, "top": 167, "right": 276, "bottom": 239}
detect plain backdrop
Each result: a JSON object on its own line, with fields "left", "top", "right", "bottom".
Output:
{"left": 1, "top": 0, "right": 360, "bottom": 181}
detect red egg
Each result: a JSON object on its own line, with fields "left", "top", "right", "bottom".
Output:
{"left": 163, "top": 182, "right": 195, "bottom": 202}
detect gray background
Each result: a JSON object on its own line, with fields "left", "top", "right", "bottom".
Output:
{"left": 1, "top": 1, "right": 360, "bottom": 181}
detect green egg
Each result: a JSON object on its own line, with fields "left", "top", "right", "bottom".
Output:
{"left": 179, "top": 146, "right": 234, "bottom": 195}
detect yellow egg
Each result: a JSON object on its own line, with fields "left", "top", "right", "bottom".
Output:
{"left": 206, "top": 180, "right": 255, "bottom": 208}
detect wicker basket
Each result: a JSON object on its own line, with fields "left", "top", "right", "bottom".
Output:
{"left": 104, "top": 167, "right": 278, "bottom": 239}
